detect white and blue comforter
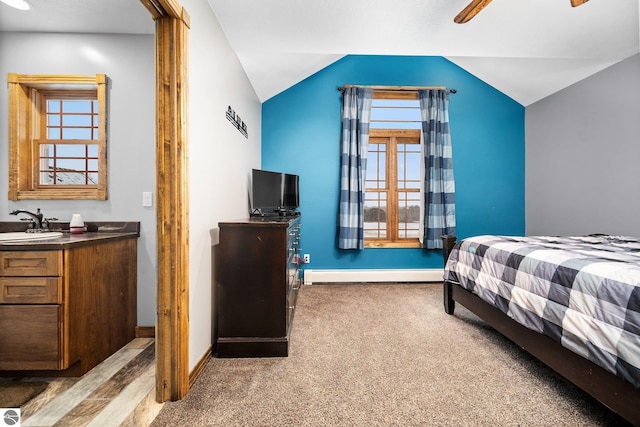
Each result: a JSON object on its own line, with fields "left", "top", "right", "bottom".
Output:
{"left": 444, "top": 235, "right": 640, "bottom": 389}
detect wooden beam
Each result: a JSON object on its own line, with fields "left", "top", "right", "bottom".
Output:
{"left": 139, "top": 0, "right": 190, "bottom": 402}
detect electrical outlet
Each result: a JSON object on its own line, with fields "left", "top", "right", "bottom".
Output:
{"left": 303, "top": 254, "right": 310, "bottom": 263}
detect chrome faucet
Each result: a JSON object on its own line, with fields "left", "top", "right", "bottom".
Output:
{"left": 10, "top": 208, "right": 44, "bottom": 230}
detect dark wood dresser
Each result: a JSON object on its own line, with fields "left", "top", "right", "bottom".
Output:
{"left": 216, "top": 215, "right": 301, "bottom": 357}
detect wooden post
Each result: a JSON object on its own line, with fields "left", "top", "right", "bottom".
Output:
{"left": 441, "top": 235, "right": 457, "bottom": 315}
{"left": 140, "top": 0, "right": 191, "bottom": 402}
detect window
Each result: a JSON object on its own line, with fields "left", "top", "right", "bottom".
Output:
{"left": 8, "top": 74, "right": 108, "bottom": 200}
{"left": 364, "top": 91, "right": 422, "bottom": 248}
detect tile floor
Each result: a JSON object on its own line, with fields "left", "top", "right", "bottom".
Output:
{"left": 3, "top": 338, "right": 162, "bottom": 427}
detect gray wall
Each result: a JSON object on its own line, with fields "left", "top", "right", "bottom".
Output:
{"left": 0, "top": 32, "right": 157, "bottom": 326}
{"left": 525, "top": 54, "right": 640, "bottom": 237}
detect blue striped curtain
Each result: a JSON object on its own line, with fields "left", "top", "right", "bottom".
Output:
{"left": 419, "top": 89, "right": 456, "bottom": 249}
{"left": 338, "top": 87, "right": 373, "bottom": 249}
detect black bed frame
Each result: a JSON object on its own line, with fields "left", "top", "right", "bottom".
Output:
{"left": 441, "top": 235, "right": 640, "bottom": 426}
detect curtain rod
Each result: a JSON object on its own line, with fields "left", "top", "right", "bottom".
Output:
{"left": 338, "top": 84, "right": 457, "bottom": 94}
{"left": 338, "top": 84, "right": 457, "bottom": 93}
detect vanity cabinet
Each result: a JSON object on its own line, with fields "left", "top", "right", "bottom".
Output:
{"left": 0, "top": 251, "right": 63, "bottom": 370}
{"left": 0, "top": 237, "right": 137, "bottom": 375}
{"left": 216, "top": 215, "right": 301, "bottom": 357}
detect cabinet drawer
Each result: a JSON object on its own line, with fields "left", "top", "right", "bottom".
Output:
{"left": 0, "top": 251, "right": 62, "bottom": 276}
{"left": 0, "top": 278, "right": 61, "bottom": 304}
{"left": 0, "top": 305, "right": 62, "bottom": 370}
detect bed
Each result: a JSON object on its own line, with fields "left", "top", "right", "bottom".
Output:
{"left": 441, "top": 234, "right": 640, "bottom": 426}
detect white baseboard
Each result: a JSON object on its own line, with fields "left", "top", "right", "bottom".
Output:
{"left": 303, "top": 269, "right": 443, "bottom": 285}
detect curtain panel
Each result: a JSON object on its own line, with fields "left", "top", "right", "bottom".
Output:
{"left": 419, "top": 89, "right": 456, "bottom": 249}
{"left": 337, "top": 87, "right": 373, "bottom": 250}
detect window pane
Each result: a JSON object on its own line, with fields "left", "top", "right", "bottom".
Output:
{"left": 398, "top": 192, "right": 421, "bottom": 239}
{"left": 371, "top": 99, "right": 421, "bottom": 129}
{"left": 62, "top": 128, "right": 93, "bottom": 139}
{"left": 87, "top": 144, "right": 99, "bottom": 157}
{"left": 56, "top": 159, "right": 86, "bottom": 171}
{"left": 378, "top": 151, "right": 386, "bottom": 183}
{"left": 364, "top": 192, "right": 387, "bottom": 239}
{"left": 398, "top": 141, "right": 421, "bottom": 190}
{"left": 62, "top": 100, "right": 92, "bottom": 113}
{"left": 40, "top": 144, "right": 53, "bottom": 156}
{"left": 406, "top": 153, "right": 421, "bottom": 181}
{"left": 47, "top": 115, "right": 60, "bottom": 126}
{"left": 370, "top": 107, "right": 421, "bottom": 122}
{"left": 398, "top": 150, "right": 405, "bottom": 189}
{"left": 62, "top": 114, "right": 93, "bottom": 127}
{"left": 48, "top": 128, "right": 61, "bottom": 139}
{"left": 366, "top": 142, "right": 386, "bottom": 190}
{"left": 366, "top": 145, "right": 379, "bottom": 189}
{"left": 55, "top": 144, "right": 86, "bottom": 158}
{"left": 47, "top": 100, "right": 60, "bottom": 113}
{"left": 39, "top": 170, "right": 78, "bottom": 185}
{"left": 53, "top": 171, "right": 86, "bottom": 185}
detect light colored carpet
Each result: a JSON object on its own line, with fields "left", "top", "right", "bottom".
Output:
{"left": 151, "top": 283, "right": 627, "bottom": 426}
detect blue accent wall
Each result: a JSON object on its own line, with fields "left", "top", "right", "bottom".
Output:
{"left": 262, "top": 55, "right": 524, "bottom": 270}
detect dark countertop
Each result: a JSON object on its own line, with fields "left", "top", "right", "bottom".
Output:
{"left": 0, "top": 221, "right": 140, "bottom": 251}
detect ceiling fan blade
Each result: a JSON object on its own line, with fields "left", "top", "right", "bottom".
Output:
{"left": 454, "top": 0, "right": 494, "bottom": 24}
{"left": 570, "top": 0, "right": 589, "bottom": 6}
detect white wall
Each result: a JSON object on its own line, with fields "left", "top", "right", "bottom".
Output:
{"left": 181, "top": 0, "right": 262, "bottom": 370}
{"left": 0, "top": 32, "right": 157, "bottom": 326}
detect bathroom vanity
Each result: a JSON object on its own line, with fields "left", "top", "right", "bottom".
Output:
{"left": 0, "top": 222, "right": 139, "bottom": 376}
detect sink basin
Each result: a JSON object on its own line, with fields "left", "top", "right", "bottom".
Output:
{"left": 0, "top": 232, "right": 63, "bottom": 242}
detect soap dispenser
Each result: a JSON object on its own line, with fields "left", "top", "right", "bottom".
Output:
{"left": 70, "top": 214, "right": 84, "bottom": 234}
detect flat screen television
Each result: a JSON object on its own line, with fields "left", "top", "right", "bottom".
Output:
{"left": 282, "top": 173, "right": 299, "bottom": 209}
{"left": 251, "top": 169, "right": 299, "bottom": 216}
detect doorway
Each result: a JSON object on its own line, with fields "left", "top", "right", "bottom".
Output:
{"left": 139, "top": 0, "right": 190, "bottom": 401}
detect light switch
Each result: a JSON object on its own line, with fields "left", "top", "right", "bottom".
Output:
{"left": 142, "top": 191, "right": 153, "bottom": 207}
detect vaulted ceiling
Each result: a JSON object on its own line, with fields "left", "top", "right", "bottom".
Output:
{"left": 1, "top": 0, "right": 638, "bottom": 106}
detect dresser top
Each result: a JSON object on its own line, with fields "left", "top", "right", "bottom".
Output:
{"left": 219, "top": 215, "right": 300, "bottom": 228}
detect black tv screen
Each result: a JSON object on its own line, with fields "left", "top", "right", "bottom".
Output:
{"left": 252, "top": 169, "right": 299, "bottom": 214}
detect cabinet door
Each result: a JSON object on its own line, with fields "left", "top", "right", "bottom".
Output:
{"left": 0, "top": 305, "right": 62, "bottom": 370}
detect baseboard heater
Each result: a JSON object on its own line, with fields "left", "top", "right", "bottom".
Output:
{"left": 303, "top": 269, "right": 443, "bottom": 285}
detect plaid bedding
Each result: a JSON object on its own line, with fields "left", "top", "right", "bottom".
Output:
{"left": 443, "top": 235, "right": 640, "bottom": 389}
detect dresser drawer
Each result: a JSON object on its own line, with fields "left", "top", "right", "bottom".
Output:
{"left": 0, "top": 251, "right": 62, "bottom": 277}
{"left": 0, "top": 278, "right": 61, "bottom": 304}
